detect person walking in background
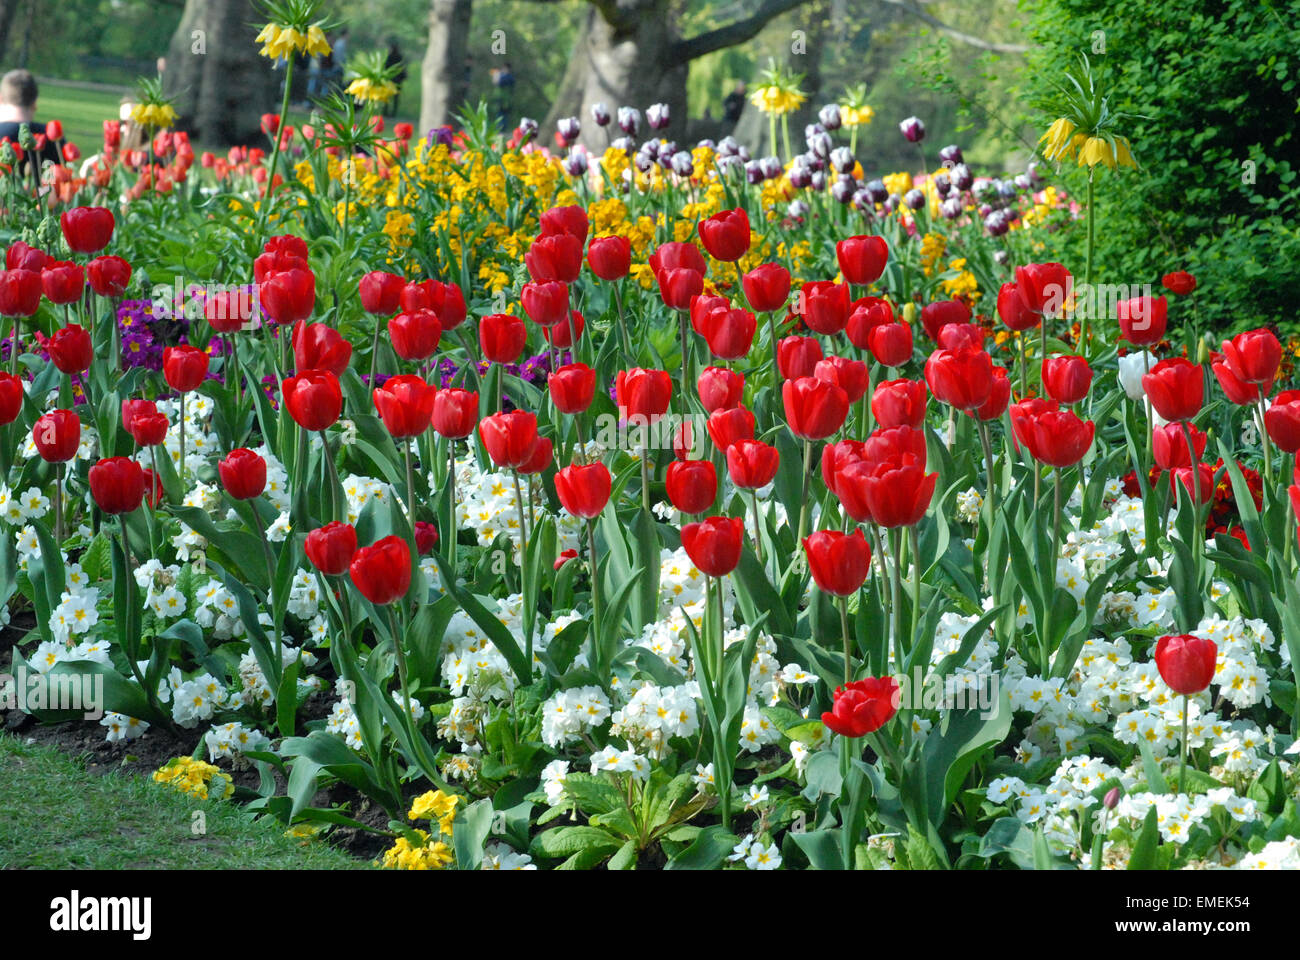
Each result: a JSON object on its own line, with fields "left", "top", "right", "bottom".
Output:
{"left": 383, "top": 38, "right": 407, "bottom": 117}
{"left": 723, "top": 80, "right": 746, "bottom": 133}
{"left": 0, "top": 70, "right": 63, "bottom": 174}
{"left": 491, "top": 61, "right": 515, "bottom": 133}
{"left": 328, "top": 28, "right": 350, "bottom": 94}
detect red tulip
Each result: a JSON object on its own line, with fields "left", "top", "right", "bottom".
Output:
{"left": 666, "top": 459, "right": 717, "bottom": 514}
{"left": 1142, "top": 358, "right": 1202, "bottom": 422}
{"left": 698, "top": 207, "right": 750, "bottom": 262}
{"left": 1116, "top": 295, "right": 1168, "bottom": 346}
{"left": 971, "top": 366, "right": 1011, "bottom": 422}
{"left": 920, "top": 298, "right": 971, "bottom": 342}
{"left": 204, "top": 289, "right": 254, "bottom": 334}
{"left": 88, "top": 457, "right": 145, "bottom": 514}
{"left": 306, "top": 521, "right": 359, "bottom": 575}
{"left": 1153, "top": 422, "right": 1207, "bottom": 471}
{"left": 350, "top": 535, "right": 412, "bottom": 605}
{"left": 656, "top": 267, "right": 704, "bottom": 311}
{"left": 388, "top": 310, "right": 442, "bottom": 361}
{"left": 996, "top": 282, "right": 1039, "bottom": 331}
{"left": 1211, "top": 358, "right": 1260, "bottom": 406}
{"left": 860, "top": 455, "right": 937, "bottom": 528}
{"left": 373, "top": 374, "right": 436, "bottom": 438}
{"left": 615, "top": 368, "right": 672, "bottom": 423}
{"left": 60, "top": 206, "right": 115, "bottom": 253}
{"left": 799, "top": 281, "right": 851, "bottom": 336}
{"left": 700, "top": 307, "right": 755, "bottom": 360}
{"left": 540, "top": 205, "right": 589, "bottom": 244}
{"left": 708, "top": 406, "right": 756, "bottom": 451}
{"left": 0, "top": 269, "right": 42, "bottom": 316}
{"left": 649, "top": 241, "right": 707, "bottom": 277}
{"left": 525, "top": 232, "right": 583, "bottom": 284}
{"left": 689, "top": 294, "right": 731, "bottom": 336}
{"left": 431, "top": 388, "right": 478, "bottom": 439}
{"left": 0, "top": 372, "right": 23, "bottom": 425}
{"left": 1173, "top": 463, "right": 1217, "bottom": 506}
{"left": 542, "top": 310, "right": 584, "bottom": 348}
{"left": 401, "top": 280, "right": 467, "bottom": 331}
{"left": 41, "top": 261, "right": 84, "bottom": 304}
{"left": 86, "top": 256, "right": 132, "bottom": 298}
{"left": 549, "top": 363, "right": 597, "bottom": 414}
{"left": 555, "top": 462, "right": 612, "bottom": 519}
{"left": 521, "top": 280, "right": 570, "bottom": 327}
{"left": 821, "top": 439, "right": 868, "bottom": 497}
{"left": 517, "top": 436, "right": 553, "bottom": 475}
{"left": 821, "top": 677, "right": 899, "bottom": 737}
{"left": 1041, "top": 355, "right": 1093, "bottom": 404}
{"left": 293, "top": 321, "right": 352, "bottom": 375}
{"left": 836, "top": 235, "right": 889, "bottom": 286}
{"left": 697, "top": 365, "right": 744, "bottom": 413}
{"left": 1154, "top": 634, "right": 1217, "bottom": 695}
{"left": 255, "top": 237, "right": 309, "bottom": 280}
{"left": 218, "top": 448, "right": 268, "bottom": 500}
{"left": 681, "top": 516, "right": 744, "bottom": 577}
{"left": 163, "top": 345, "right": 209, "bottom": 393}
{"left": 1264, "top": 391, "right": 1300, "bottom": 454}
{"left": 480, "top": 312, "right": 527, "bottom": 364}
{"left": 924, "top": 347, "right": 993, "bottom": 411}
{"left": 741, "top": 263, "right": 791, "bottom": 313}
{"left": 1024, "top": 409, "right": 1095, "bottom": 467}
{"left": 259, "top": 267, "right": 316, "bottom": 325}
{"left": 554, "top": 548, "right": 579, "bottom": 570}
{"left": 814, "top": 356, "right": 869, "bottom": 404}
{"left": 479, "top": 411, "right": 539, "bottom": 468}
{"left": 1009, "top": 397, "right": 1057, "bottom": 459}
{"left": 127, "top": 408, "right": 169, "bottom": 447}
{"left": 864, "top": 425, "right": 927, "bottom": 468}
{"left": 726, "top": 439, "right": 779, "bottom": 489}
{"left": 1220, "top": 328, "right": 1281, "bottom": 386}
{"left": 1014, "top": 262, "right": 1070, "bottom": 317}
{"left": 359, "top": 271, "right": 405, "bottom": 315}
{"left": 47, "top": 324, "right": 92, "bottom": 374}
{"left": 6, "top": 240, "right": 50, "bottom": 272}
{"left": 868, "top": 321, "right": 912, "bottom": 367}
{"left": 803, "top": 529, "right": 871, "bottom": 596}
{"left": 1161, "top": 272, "right": 1196, "bottom": 297}
{"left": 33, "top": 409, "right": 81, "bottom": 462}
{"left": 872, "top": 378, "right": 927, "bottom": 429}
{"left": 777, "top": 335, "right": 823, "bottom": 380}
{"left": 587, "top": 235, "right": 631, "bottom": 281}
{"left": 784, "top": 376, "right": 849, "bottom": 440}
{"left": 415, "top": 521, "right": 439, "bottom": 554}
{"left": 936, "top": 323, "right": 985, "bottom": 353}
{"left": 282, "top": 369, "right": 342, "bottom": 431}
{"left": 846, "top": 298, "right": 894, "bottom": 350}
{"left": 142, "top": 468, "right": 165, "bottom": 508}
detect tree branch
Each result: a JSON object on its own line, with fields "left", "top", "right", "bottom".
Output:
{"left": 876, "top": 0, "right": 1030, "bottom": 53}
{"left": 670, "top": 0, "right": 813, "bottom": 64}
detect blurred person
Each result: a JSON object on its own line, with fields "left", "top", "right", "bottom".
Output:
{"left": 0, "top": 70, "right": 64, "bottom": 173}
{"left": 723, "top": 80, "right": 746, "bottom": 131}
{"left": 383, "top": 38, "right": 407, "bottom": 116}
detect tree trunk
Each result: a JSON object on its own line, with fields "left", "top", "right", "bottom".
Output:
{"left": 0, "top": 0, "right": 19, "bottom": 65}
{"left": 542, "top": 0, "right": 689, "bottom": 149}
{"left": 420, "top": 0, "right": 474, "bottom": 136}
{"left": 164, "top": 0, "right": 278, "bottom": 146}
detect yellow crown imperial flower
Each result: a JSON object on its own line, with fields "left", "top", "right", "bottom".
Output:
{"left": 305, "top": 24, "right": 331, "bottom": 57}
{"left": 841, "top": 104, "right": 875, "bottom": 127}
{"left": 1039, "top": 117, "right": 1077, "bottom": 162}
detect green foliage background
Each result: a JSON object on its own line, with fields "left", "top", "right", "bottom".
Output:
{"left": 1019, "top": 0, "right": 1300, "bottom": 336}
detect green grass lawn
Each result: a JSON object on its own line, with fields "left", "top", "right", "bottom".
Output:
{"left": 37, "top": 83, "right": 127, "bottom": 154}
{"left": 38, "top": 78, "right": 423, "bottom": 157}
{"left": 0, "top": 734, "right": 366, "bottom": 869}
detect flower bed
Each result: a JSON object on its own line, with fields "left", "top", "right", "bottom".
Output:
{"left": 2, "top": 24, "right": 1299, "bottom": 872}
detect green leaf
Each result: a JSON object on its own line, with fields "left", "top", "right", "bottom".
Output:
{"left": 1127, "top": 806, "right": 1161, "bottom": 870}
{"left": 452, "top": 799, "right": 496, "bottom": 871}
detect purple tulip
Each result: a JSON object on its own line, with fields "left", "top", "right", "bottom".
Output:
{"left": 591, "top": 102, "right": 611, "bottom": 126}
{"left": 899, "top": 116, "right": 925, "bottom": 142}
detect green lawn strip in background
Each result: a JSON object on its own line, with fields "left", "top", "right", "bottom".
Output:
{"left": 0, "top": 733, "right": 366, "bottom": 869}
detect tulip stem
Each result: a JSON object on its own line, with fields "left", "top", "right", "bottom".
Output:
{"left": 322, "top": 429, "right": 341, "bottom": 522}
{"left": 385, "top": 604, "right": 418, "bottom": 748}
{"left": 1179, "top": 693, "right": 1189, "bottom": 796}
{"left": 640, "top": 444, "right": 651, "bottom": 513}
{"left": 53, "top": 462, "right": 63, "bottom": 546}
{"left": 890, "top": 527, "right": 904, "bottom": 666}
{"left": 250, "top": 501, "right": 277, "bottom": 604}
{"left": 678, "top": 311, "right": 690, "bottom": 400}
{"left": 838, "top": 595, "right": 853, "bottom": 685}
{"left": 229, "top": 333, "right": 243, "bottom": 408}
{"left": 1081, "top": 167, "right": 1095, "bottom": 351}
{"left": 1181, "top": 420, "right": 1204, "bottom": 572}
{"left": 1017, "top": 331, "right": 1027, "bottom": 401}
{"left": 1143, "top": 351, "right": 1153, "bottom": 470}
{"left": 368, "top": 319, "right": 383, "bottom": 388}
{"left": 511, "top": 469, "right": 529, "bottom": 567}
{"left": 909, "top": 524, "right": 922, "bottom": 655}
{"left": 178, "top": 391, "right": 186, "bottom": 492}
{"left": 1255, "top": 395, "right": 1274, "bottom": 492}
{"left": 796, "top": 439, "right": 812, "bottom": 547}
{"left": 749, "top": 490, "right": 766, "bottom": 568}
{"left": 446, "top": 442, "right": 458, "bottom": 575}
{"left": 586, "top": 519, "right": 603, "bottom": 681}
{"left": 767, "top": 310, "right": 780, "bottom": 378}
{"left": 613, "top": 280, "right": 632, "bottom": 363}
{"left": 404, "top": 442, "right": 418, "bottom": 537}
{"left": 1044, "top": 468, "right": 1064, "bottom": 672}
